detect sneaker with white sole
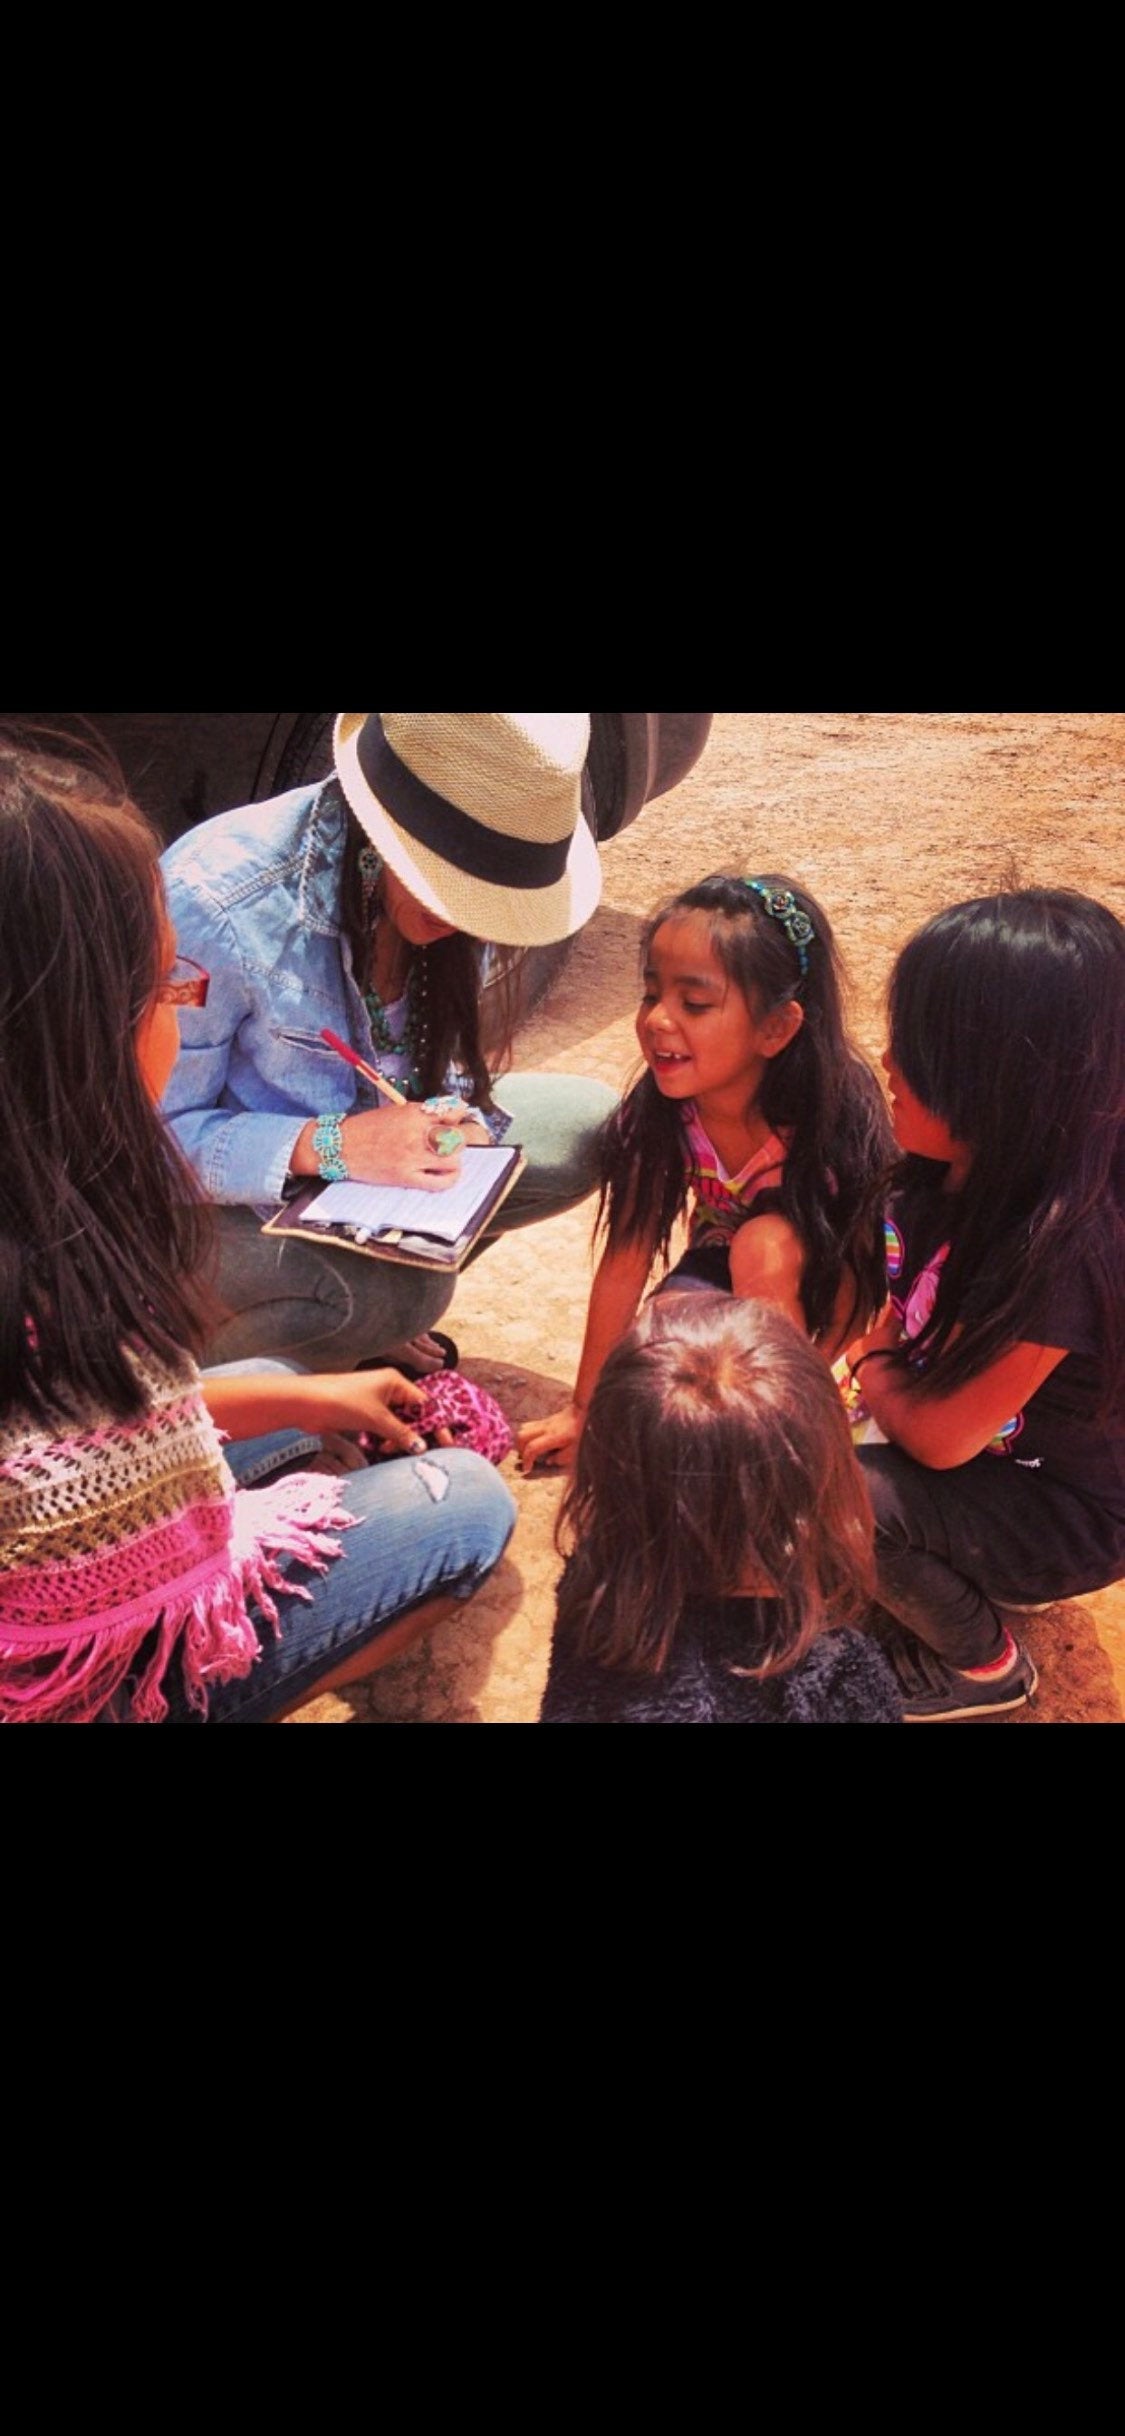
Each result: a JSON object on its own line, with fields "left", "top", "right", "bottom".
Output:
{"left": 885, "top": 1629, "right": 1039, "bottom": 1722}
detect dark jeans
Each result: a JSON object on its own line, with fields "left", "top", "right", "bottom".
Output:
{"left": 654, "top": 1244, "right": 732, "bottom": 1296}
{"left": 858, "top": 1443, "right": 1124, "bottom": 1669}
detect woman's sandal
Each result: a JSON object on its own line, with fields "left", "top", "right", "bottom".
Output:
{"left": 359, "top": 1331, "right": 460, "bottom": 1382}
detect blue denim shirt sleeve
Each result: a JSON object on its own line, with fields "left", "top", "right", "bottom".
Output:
{"left": 161, "top": 851, "right": 313, "bottom": 1205}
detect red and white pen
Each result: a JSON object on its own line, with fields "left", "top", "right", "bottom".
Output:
{"left": 319, "top": 1028, "right": 408, "bottom": 1107}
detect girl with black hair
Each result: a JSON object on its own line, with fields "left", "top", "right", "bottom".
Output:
{"left": 846, "top": 887, "right": 1125, "bottom": 1721}
{"left": 540, "top": 1292, "right": 902, "bottom": 1723}
{"left": 518, "top": 872, "right": 894, "bottom": 1473}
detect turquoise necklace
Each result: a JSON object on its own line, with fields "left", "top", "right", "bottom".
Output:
{"left": 359, "top": 845, "right": 431, "bottom": 1093}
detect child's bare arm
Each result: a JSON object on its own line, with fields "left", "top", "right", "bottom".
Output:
{"left": 845, "top": 1331, "right": 1069, "bottom": 1468}
{"left": 728, "top": 1212, "right": 806, "bottom": 1334}
{"left": 516, "top": 1232, "right": 655, "bottom": 1472}
{"left": 202, "top": 1367, "right": 431, "bottom": 1454}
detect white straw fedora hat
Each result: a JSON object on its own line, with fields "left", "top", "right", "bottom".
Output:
{"left": 333, "top": 713, "right": 602, "bottom": 950}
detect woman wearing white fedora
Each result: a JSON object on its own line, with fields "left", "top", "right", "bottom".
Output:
{"left": 160, "top": 712, "right": 618, "bottom": 1372}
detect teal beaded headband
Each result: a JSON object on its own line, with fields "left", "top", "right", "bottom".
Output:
{"left": 743, "top": 879, "right": 815, "bottom": 980}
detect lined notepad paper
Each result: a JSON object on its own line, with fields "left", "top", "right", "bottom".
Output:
{"left": 308, "top": 1149, "right": 516, "bottom": 1245}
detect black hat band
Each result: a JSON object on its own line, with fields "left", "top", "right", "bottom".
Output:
{"left": 357, "top": 716, "right": 572, "bottom": 892}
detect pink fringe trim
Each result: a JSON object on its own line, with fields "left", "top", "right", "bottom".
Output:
{"left": 0, "top": 1475, "right": 357, "bottom": 1725}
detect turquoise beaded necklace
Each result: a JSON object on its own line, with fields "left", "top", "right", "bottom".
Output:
{"left": 359, "top": 844, "right": 430, "bottom": 1093}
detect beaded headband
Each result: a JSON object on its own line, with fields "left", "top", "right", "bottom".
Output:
{"left": 742, "top": 879, "right": 815, "bottom": 980}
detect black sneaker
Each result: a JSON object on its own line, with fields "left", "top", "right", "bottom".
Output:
{"left": 885, "top": 1628, "right": 1039, "bottom": 1722}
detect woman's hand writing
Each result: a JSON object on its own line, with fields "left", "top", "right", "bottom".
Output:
{"left": 292, "top": 1101, "right": 476, "bottom": 1192}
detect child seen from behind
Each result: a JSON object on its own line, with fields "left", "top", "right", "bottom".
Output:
{"left": 539, "top": 1291, "right": 902, "bottom": 1723}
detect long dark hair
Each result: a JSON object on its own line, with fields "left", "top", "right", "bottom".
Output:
{"left": 339, "top": 809, "right": 518, "bottom": 1107}
{"left": 596, "top": 872, "right": 894, "bottom": 1339}
{"left": 886, "top": 886, "right": 1125, "bottom": 1412}
{"left": 556, "top": 1292, "right": 876, "bottom": 1677}
{"left": 0, "top": 727, "right": 216, "bottom": 1424}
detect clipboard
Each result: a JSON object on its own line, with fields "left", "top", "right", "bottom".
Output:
{"left": 261, "top": 1143, "right": 527, "bottom": 1271}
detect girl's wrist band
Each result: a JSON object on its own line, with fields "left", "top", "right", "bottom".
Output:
{"left": 848, "top": 1347, "right": 895, "bottom": 1380}
{"left": 313, "top": 1113, "right": 350, "bottom": 1183}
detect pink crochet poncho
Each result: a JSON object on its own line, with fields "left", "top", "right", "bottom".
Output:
{"left": 0, "top": 1346, "right": 354, "bottom": 1724}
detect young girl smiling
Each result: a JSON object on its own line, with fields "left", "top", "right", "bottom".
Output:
{"left": 518, "top": 871, "right": 893, "bottom": 1473}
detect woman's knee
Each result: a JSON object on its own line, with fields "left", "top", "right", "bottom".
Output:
{"left": 497, "top": 1071, "right": 617, "bottom": 1155}
{"left": 206, "top": 1219, "right": 456, "bottom": 1369}
{"left": 491, "top": 1071, "right": 618, "bottom": 1208}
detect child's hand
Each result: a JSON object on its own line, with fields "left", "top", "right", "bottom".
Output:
{"left": 831, "top": 1352, "right": 889, "bottom": 1449}
{"left": 845, "top": 1309, "right": 903, "bottom": 1370}
{"left": 309, "top": 1368, "right": 434, "bottom": 1455}
{"left": 838, "top": 1312, "right": 901, "bottom": 1449}
{"left": 516, "top": 1402, "right": 584, "bottom": 1473}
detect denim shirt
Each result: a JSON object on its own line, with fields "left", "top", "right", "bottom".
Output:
{"left": 159, "top": 777, "right": 510, "bottom": 1209}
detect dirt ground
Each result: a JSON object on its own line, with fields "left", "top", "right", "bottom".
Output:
{"left": 288, "top": 713, "right": 1125, "bottom": 1727}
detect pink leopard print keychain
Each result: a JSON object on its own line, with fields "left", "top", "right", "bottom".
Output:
{"left": 360, "top": 1371, "right": 513, "bottom": 1467}
{"left": 414, "top": 1371, "right": 513, "bottom": 1463}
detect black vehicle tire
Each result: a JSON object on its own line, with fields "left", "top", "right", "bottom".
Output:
{"left": 272, "top": 712, "right": 336, "bottom": 795}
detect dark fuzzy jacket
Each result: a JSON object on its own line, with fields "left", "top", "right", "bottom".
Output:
{"left": 539, "top": 1589, "right": 903, "bottom": 1724}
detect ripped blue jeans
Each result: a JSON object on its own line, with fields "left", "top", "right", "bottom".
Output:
{"left": 160, "top": 1359, "right": 516, "bottom": 1722}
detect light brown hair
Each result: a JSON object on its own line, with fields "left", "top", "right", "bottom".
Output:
{"left": 556, "top": 1290, "right": 876, "bottom": 1677}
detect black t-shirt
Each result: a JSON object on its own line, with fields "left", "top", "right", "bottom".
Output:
{"left": 886, "top": 1173, "right": 1125, "bottom": 1524}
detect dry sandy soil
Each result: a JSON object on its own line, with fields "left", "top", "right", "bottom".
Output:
{"left": 288, "top": 713, "right": 1125, "bottom": 1727}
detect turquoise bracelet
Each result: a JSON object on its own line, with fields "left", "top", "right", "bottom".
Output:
{"left": 312, "top": 1113, "right": 349, "bottom": 1183}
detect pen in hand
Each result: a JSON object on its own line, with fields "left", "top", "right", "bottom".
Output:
{"left": 319, "top": 1029, "right": 473, "bottom": 1167}
{"left": 320, "top": 1029, "right": 407, "bottom": 1106}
